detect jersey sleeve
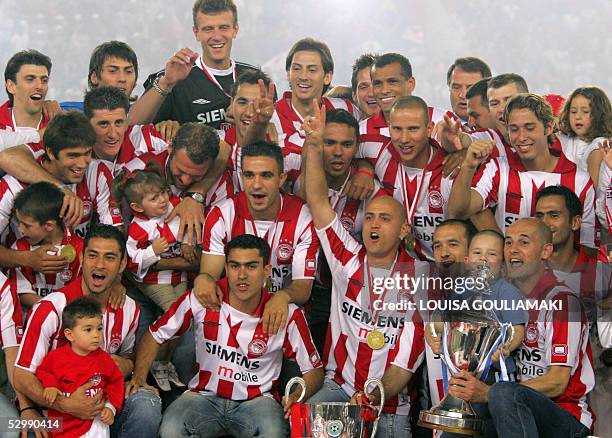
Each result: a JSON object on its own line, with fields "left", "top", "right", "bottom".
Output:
{"left": 130, "top": 124, "right": 169, "bottom": 155}
{"left": 103, "top": 352, "right": 125, "bottom": 413}
{"left": 471, "top": 158, "right": 500, "bottom": 209}
{"left": 126, "top": 222, "right": 160, "bottom": 282}
{"left": 290, "top": 215, "right": 319, "bottom": 280}
{"left": 34, "top": 350, "right": 60, "bottom": 388}
{"left": 0, "top": 129, "right": 40, "bottom": 150}
{"left": 315, "top": 215, "right": 361, "bottom": 273}
{"left": 94, "top": 164, "right": 123, "bottom": 227}
{"left": 201, "top": 206, "right": 228, "bottom": 255}
{"left": 577, "top": 176, "right": 596, "bottom": 248}
{"left": 0, "top": 277, "right": 22, "bottom": 348}
{"left": 15, "top": 301, "right": 60, "bottom": 372}
{"left": 596, "top": 160, "right": 612, "bottom": 232}
{"left": 390, "top": 321, "right": 425, "bottom": 372}
{"left": 283, "top": 306, "right": 322, "bottom": 374}
{"left": 545, "top": 293, "right": 586, "bottom": 367}
{"left": 149, "top": 291, "right": 194, "bottom": 344}
{"left": 0, "top": 178, "right": 16, "bottom": 236}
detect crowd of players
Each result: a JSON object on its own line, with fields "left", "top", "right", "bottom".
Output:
{"left": 0, "top": 0, "right": 611, "bottom": 437}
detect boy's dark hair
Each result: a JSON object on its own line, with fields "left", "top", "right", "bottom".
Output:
{"left": 193, "top": 0, "right": 238, "bottom": 26}
{"left": 351, "top": 53, "right": 377, "bottom": 93}
{"left": 373, "top": 53, "right": 412, "bottom": 79}
{"left": 465, "top": 77, "right": 492, "bottom": 105}
{"left": 62, "top": 297, "right": 102, "bottom": 331}
{"left": 88, "top": 41, "right": 138, "bottom": 90}
{"left": 488, "top": 73, "right": 529, "bottom": 94}
{"left": 230, "top": 69, "right": 271, "bottom": 99}
{"left": 84, "top": 224, "right": 126, "bottom": 259}
{"left": 325, "top": 109, "right": 359, "bottom": 143}
{"left": 226, "top": 234, "right": 271, "bottom": 265}
{"left": 84, "top": 86, "right": 130, "bottom": 119}
{"left": 43, "top": 111, "right": 96, "bottom": 159}
{"left": 535, "top": 185, "right": 583, "bottom": 220}
{"left": 14, "top": 182, "right": 64, "bottom": 225}
{"left": 436, "top": 219, "right": 478, "bottom": 246}
{"left": 171, "top": 123, "right": 220, "bottom": 165}
{"left": 4, "top": 50, "right": 52, "bottom": 106}
{"left": 446, "top": 57, "right": 491, "bottom": 86}
{"left": 241, "top": 141, "right": 284, "bottom": 174}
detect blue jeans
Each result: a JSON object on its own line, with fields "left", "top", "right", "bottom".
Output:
{"left": 160, "top": 391, "right": 288, "bottom": 438}
{"left": 110, "top": 388, "right": 162, "bottom": 438}
{"left": 308, "top": 378, "right": 411, "bottom": 438}
{"left": 0, "top": 393, "right": 19, "bottom": 438}
{"left": 487, "top": 381, "right": 591, "bottom": 438}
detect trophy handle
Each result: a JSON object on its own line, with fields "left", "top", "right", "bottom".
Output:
{"left": 502, "top": 323, "right": 515, "bottom": 350}
{"left": 285, "top": 377, "right": 306, "bottom": 403}
{"left": 364, "top": 378, "right": 384, "bottom": 438}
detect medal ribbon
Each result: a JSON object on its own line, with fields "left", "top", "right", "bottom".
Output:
{"left": 365, "top": 253, "right": 399, "bottom": 324}
{"left": 197, "top": 56, "right": 237, "bottom": 98}
{"left": 399, "top": 148, "right": 432, "bottom": 228}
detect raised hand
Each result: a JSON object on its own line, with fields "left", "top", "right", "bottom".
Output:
{"left": 162, "top": 48, "right": 199, "bottom": 89}
{"left": 599, "top": 138, "right": 612, "bottom": 169}
{"left": 301, "top": 98, "right": 326, "bottom": 146}
{"left": 463, "top": 139, "right": 493, "bottom": 171}
{"left": 249, "top": 79, "right": 276, "bottom": 125}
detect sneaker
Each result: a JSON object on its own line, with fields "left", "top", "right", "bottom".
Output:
{"left": 150, "top": 361, "right": 171, "bottom": 392}
{"left": 166, "top": 362, "right": 186, "bottom": 388}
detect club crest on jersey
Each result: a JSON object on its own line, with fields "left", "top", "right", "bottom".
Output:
{"left": 248, "top": 338, "right": 268, "bottom": 357}
{"left": 276, "top": 243, "right": 293, "bottom": 262}
{"left": 526, "top": 323, "right": 538, "bottom": 343}
{"left": 340, "top": 216, "right": 355, "bottom": 232}
{"left": 82, "top": 200, "right": 92, "bottom": 218}
{"left": 59, "top": 268, "right": 73, "bottom": 283}
{"left": 428, "top": 190, "right": 444, "bottom": 209}
{"left": 109, "top": 336, "right": 122, "bottom": 353}
{"left": 88, "top": 373, "right": 102, "bottom": 387}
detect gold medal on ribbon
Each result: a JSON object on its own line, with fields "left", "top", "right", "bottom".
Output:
{"left": 366, "top": 330, "right": 385, "bottom": 350}
{"left": 264, "top": 277, "right": 273, "bottom": 292}
{"left": 403, "top": 233, "right": 416, "bottom": 252}
{"left": 60, "top": 244, "right": 77, "bottom": 263}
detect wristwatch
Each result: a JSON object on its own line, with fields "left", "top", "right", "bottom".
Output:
{"left": 183, "top": 191, "right": 205, "bottom": 204}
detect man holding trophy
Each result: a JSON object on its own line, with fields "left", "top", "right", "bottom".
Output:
{"left": 441, "top": 219, "right": 594, "bottom": 437}
{"left": 303, "top": 101, "right": 427, "bottom": 437}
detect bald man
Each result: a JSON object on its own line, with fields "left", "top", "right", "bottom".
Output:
{"left": 444, "top": 218, "right": 595, "bottom": 438}
{"left": 303, "top": 103, "right": 427, "bottom": 437}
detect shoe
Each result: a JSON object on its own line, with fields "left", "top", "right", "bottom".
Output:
{"left": 150, "top": 361, "right": 171, "bottom": 392}
{"left": 166, "top": 362, "right": 186, "bottom": 388}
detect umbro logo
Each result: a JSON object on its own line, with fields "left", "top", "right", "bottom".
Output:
{"left": 193, "top": 98, "right": 211, "bottom": 104}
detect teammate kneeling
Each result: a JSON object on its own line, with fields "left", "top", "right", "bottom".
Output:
{"left": 128, "top": 234, "right": 323, "bottom": 438}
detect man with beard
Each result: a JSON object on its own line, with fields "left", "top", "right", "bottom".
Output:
{"left": 13, "top": 225, "right": 161, "bottom": 438}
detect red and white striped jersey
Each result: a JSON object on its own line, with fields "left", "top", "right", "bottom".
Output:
{"left": 149, "top": 279, "right": 322, "bottom": 401}
{"left": 0, "top": 100, "right": 47, "bottom": 160}
{"left": 359, "top": 140, "right": 452, "bottom": 261}
{"left": 123, "top": 150, "right": 233, "bottom": 213}
{"left": 9, "top": 229, "right": 83, "bottom": 298}
{"left": 317, "top": 216, "right": 427, "bottom": 414}
{"left": 518, "top": 271, "right": 595, "bottom": 429}
{"left": 0, "top": 272, "right": 22, "bottom": 348}
{"left": 94, "top": 124, "right": 169, "bottom": 175}
{"left": 15, "top": 279, "right": 140, "bottom": 372}
{"left": 271, "top": 92, "right": 360, "bottom": 145}
{"left": 202, "top": 192, "right": 318, "bottom": 292}
{"left": 472, "top": 151, "right": 596, "bottom": 248}
{"left": 0, "top": 159, "right": 122, "bottom": 243}
{"left": 126, "top": 197, "right": 187, "bottom": 285}
{"left": 466, "top": 127, "right": 516, "bottom": 158}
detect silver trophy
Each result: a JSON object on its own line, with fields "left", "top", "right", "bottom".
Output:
{"left": 285, "top": 377, "right": 384, "bottom": 438}
{"left": 418, "top": 262, "right": 514, "bottom": 435}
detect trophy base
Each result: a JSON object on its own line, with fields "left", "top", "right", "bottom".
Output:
{"left": 418, "top": 410, "right": 482, "bottom": 436}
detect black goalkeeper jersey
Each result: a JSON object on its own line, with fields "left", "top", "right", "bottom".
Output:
{"left": 144, "top": 58, "right": 258, "bottom": 130}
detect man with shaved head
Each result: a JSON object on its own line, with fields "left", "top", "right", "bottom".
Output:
{"left": 303, "top": 103, "right": 427, "bottom": 436}
{"left": 444, "top": 218, "right": 595, "bottom": 437}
